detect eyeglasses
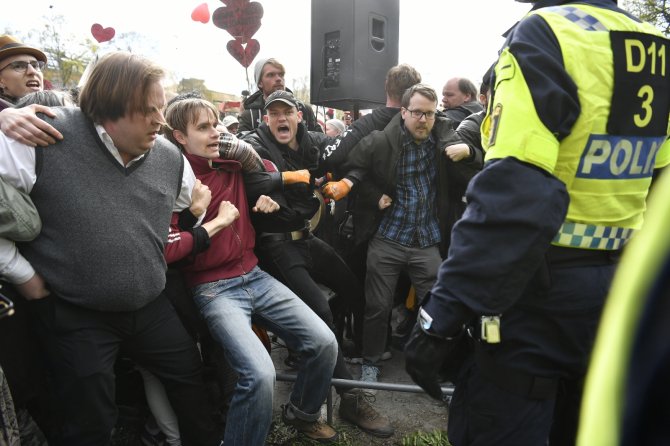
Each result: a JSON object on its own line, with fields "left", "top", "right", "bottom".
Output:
{"left": 405, "top": 108, "right": 436, "bottom": 120}
{"left": 0, "top": 60, "right": 46, "bottom": 74}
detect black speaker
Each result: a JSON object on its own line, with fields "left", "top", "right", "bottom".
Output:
{"left": 310, "top": 0, "right": 399, "bottom": 111}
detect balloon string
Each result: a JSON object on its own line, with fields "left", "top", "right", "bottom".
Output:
{"left": 245, "top": 67, "right": 251, "bottom": 93}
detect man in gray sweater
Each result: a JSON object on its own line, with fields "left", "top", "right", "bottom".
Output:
{"left": 0, "top": 52, "right": 222, "bottom": 446}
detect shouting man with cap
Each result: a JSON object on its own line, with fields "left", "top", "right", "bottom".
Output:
{"left": 238, "top": 58, "right": 321, "bottom": 133}
{"left": 0, "top": 35, "right": 47, "bottom": 111}
{"left": 242, "top": 90, "right": 395, "bottom": 438}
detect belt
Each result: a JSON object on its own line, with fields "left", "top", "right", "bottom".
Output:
{"left": 546, "top": 244, "right": 621, "bottom": 267}
{"left": 259, "top": 230, "right": 309, "bottom": 243}
{"left": 552, "top": 221, "right": 633, "bottom": 250}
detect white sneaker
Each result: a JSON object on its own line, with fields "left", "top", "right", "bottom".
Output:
{"left": 380, "top": 350, "right": 392, "bottom": 361}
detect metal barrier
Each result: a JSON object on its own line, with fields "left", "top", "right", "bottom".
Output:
{"left": 276, "top": 372, "right": 454, "bottom": 424}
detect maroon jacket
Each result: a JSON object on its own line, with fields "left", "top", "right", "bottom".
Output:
{"left": 165, "top": 154, "right": 258, "bottom": 288}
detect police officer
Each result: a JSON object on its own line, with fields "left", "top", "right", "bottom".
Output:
{"left": 404, "top": 1, "right": 670, "bottom": 445}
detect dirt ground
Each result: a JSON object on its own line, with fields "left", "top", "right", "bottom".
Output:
{"left": 268, "top": 321, "right": 453, "bottom": 445}
{"left": 109, "top": 307, "right": 452, "bottom": 445}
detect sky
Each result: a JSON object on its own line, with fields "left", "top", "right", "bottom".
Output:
{"left": 1, "top": 0, "right": 531, "bottom": 100}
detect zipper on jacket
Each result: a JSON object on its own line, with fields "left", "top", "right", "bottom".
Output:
{"left": 230, "top": 224, "right": 248, "bottom": 275}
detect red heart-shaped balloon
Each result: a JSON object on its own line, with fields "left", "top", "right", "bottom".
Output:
{"left": 191, "top": 3, "right": 210, "bottom": 24}
{"left": 91, "top": 24, "right": 115, "bottom": 43}
{"left": 226, "top": 38, "right": 260, "bottom": 68}
{"left": 213, "top": 1, "right": 263, "bottom": 44}
{"left": 221, "top": 0, "right": 246, "bottom": 7}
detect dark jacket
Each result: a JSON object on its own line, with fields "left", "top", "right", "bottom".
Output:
{"left": 238, "top": 88, "right": 322, "bottom": 133}
{"left": 343, "top": 113, "right": 482, "bottom": 256}
{"left": 242, "top": 122, "right": 329, "bottom": 231}
{"left": 456, "top": 110, "right": 486, "bottom": 166}
{"left": 444, "top": 100, "right": 484, "bottom": 129}
{"left": 321, "top": 106, "right": 399, "bottom": 170}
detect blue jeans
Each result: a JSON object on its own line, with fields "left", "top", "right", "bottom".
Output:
{"left": 192, "top": 266, "right": 337, "bottom": 446}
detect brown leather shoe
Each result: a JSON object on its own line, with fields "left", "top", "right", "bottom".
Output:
{"left": 339, "top": 389, "right": 394, "bottom": 438}
{"left": 281, "top": 404, "right": 339, "bottom": 443}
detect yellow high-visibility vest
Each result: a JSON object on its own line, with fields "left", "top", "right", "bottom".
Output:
{"left": 483, "top": 4, "right": 670, "bottom": 249}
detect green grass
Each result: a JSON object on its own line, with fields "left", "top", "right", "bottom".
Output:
{"left": 401, "top": 430, "right": 451, "bottom": 446}
{"left": 265, "top": 417, "right": 451, "bottom": 446}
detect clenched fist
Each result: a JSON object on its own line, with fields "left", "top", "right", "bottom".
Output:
{"left": 253, "top": 195, "right": 280, "bottom": 213}
{"left": 322, "top": 179, "right": 352, "bottom": 201}
{"left": 190, "top": 179, "right": 212, "bottom": 218}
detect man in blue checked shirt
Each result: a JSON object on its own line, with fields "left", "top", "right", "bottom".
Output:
{"left": 341, "top": 83, "right": 480, "bottom": 386}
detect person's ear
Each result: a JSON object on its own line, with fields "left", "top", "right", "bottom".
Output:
{"left": 297, "top": 110, "right": 303, "bottom": 122}
{"left": 263, "top": 114, "right": 269, "bottom": 124}
{"left": 173, "top": 129, "right": 188, "bottom": 145}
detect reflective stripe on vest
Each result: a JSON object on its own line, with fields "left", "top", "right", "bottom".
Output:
{"left": 552, "top": 221, "right": 633, "bottom": 250}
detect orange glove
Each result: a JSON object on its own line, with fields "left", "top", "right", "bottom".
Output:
{"left": 322, "top": 179, "right": 351, "bottom": 201}
{"left": 281, "top": 169, "right": 311, "bottom": 185}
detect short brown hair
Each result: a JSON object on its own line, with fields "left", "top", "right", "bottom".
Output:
{"left": 401, "top": 83, "right": 438, "bottom": 108}
{"left": 163, "top": 98, "right": 219, "bottom": 150}
{"left": 385, "top": 64, "right": 421, "bottom": 103}
{"left": 79, "top": 52, "right": 165, "bottom": 123}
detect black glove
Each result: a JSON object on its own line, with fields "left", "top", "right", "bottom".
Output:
{"left": 405, "top": 321, "right": 464, "bottom": 400}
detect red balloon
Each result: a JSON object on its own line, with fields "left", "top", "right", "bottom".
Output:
{"left": 213, "top": 0, "right": 263, "bottom": 44}
{"left": 226, "top": 38, "right": 260, "bottom": 68}
{"left": 191, "top": 3, "right": 210, "bottom": 24}
{"left": 91, "top": 24, "right": 115, "bottom": 43}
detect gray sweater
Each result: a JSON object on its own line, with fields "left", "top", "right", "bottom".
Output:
{"left": 21, "top": 108, "right": 183, "bottom": 311}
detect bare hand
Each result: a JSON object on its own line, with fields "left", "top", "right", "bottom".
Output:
{"left": 0, "top": 105, "right": 63, "bottom": 147}
{"left": 444, "top": 143, "right": 471, "bottom": 162}
{"left": 216, "top": 201, "right": 240, "bottom": 227}
{"left": 378, "top": 194, "right": 392, "bottom": 210}
{"left": 15, "top": 273, "right": 50, "bottom": 300}
{"left": 189, "top": 180, "right": 211, "bottom": 218}
{"left": 252, "top": 195, "right": 280, "bottom": 213}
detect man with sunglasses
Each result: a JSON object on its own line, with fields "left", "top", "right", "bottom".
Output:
{"left": 0, "top": 35, "right": 46, "bottom": 111}
{"left": 341, "top": 84, "right": 479, "bottom": 386}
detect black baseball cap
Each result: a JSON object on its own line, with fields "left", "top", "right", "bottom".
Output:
{"left": 264, "top": 90, "right": 298, "bottom": 110}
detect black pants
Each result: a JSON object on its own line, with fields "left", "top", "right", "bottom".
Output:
{"left": 447, "top": 260, "right": 617, "bottom": 446}
{"left": 258, "top": 234, "right": 364, "bottom": 387}
{"left": 0, "top": 283, "right": 52, "bottom": 438}
{"left": 29, "top": 293, "right": 221, "bottom": 446}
